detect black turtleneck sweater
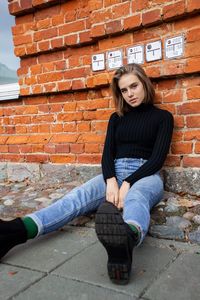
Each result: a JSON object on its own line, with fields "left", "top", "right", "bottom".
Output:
{"left": 101, "top": 103, "right": 174, "bottom": 186}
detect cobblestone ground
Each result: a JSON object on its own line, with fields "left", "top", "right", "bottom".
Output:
{"left": 0, "top": 180, "right": 200, "bottom": 244}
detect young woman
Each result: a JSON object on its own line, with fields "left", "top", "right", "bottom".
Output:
{"left": 0, "top": 64, "right": 174, "bottom": 285}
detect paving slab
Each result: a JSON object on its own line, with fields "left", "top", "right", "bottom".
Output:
{"left": 52, "top": 238, "right": 176, "bottom": 297}
{"left": 2, "top": 227, "right": 97, "bottom": 272}
{"left": 144, "top": 252, "right": 200, "bottom": 300}
{"left": 13, "top": 275, "right": 137, "bottom": 300}
{"left": 0, "top": 264, "right": 44, "bottom": 300}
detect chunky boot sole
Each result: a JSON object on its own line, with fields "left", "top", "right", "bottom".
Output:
{"left": 95, "top": 201, "right": 132, "bottom": 285}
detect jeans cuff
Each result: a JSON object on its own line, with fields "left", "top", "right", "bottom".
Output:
{"left": 125, "top": 219, "right": 145, "bottom": 247}
{"left": 26, "top": 213, "right": 44, "bottom": 237}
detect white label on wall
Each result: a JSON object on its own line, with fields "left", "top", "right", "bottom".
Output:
{"left": 107, "top": 50, "right": 123, "bottom": 69}
{"left": 127, "top": 45, "right": 144, "bottom": 64}
{"left": 165, "top": 35, "right": 184, "bottom": 59}
{"left": 92, "top": 53, "right": 105, "bottom": 71}
{"left": 146, "top": 40, "right": 162, "bottom": 62}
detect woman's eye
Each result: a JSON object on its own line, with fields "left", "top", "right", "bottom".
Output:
{"left": 131, "top": 84, "right": 137, "bottom": 89}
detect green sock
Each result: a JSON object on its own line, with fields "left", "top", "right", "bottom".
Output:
{"left": 22, "top": 217, "right": 38, "bottom": 239}
{"left": 128, "top": 224, "right": 141, "bottom": 240}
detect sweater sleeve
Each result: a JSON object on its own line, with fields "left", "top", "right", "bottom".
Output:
{"left": 101, "top": 112, "right": 119, "bottom": 182}
{"left": 124, "top": 111, "right": 174, "bottom": 186}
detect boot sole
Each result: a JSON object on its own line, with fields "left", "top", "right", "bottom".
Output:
{"left": 95, "top": 201, "right": 131, "bottom": 285}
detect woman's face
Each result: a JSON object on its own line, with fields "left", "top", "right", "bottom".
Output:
{"left": 118, "top": 73, "right": 145, "bottom": 108}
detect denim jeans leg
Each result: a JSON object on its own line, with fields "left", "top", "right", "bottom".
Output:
{"left": 123, "top": 173, "right": 164, "bottom": 243}
{"left": 27, "top": 174, "right": 106, "bottom": 236}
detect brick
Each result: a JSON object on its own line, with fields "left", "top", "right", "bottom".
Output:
{"left": 26, "top": 154, "right": 49, "bottom": 163}
{"left": 63, "top": 123, "right": 77, "bottom": 132}
{"left": 90, "top": 9, "right": 112, "bottom": 25}
{"left": 6, "top": 136, "right": 29, "bottom": 145}
{"left": 51, "top": 38, "right": 64, "bottom": 49}
{"left": 13, "top": 34, "right": 32, "bottom": 46}
{"left": 93, "top": 73, "right": 110, "bottom": 87}
{"left": 123, "top": 14, "right": 141, "bottom": 31}
{"left": 195, "top": 142, "right": 200, "bottom": 153}
{"left": 15, "top": 46, "right": 26, "bottom": 57}
{"left": 77, "top": 154, "right": 101, "bottom": 164}
{"left": 64, "top": 34, "right": 78, "bottom": 46}
{"left": 177, "top": 102, "right": 200, "bottom": 114}
{"left": 105, "top": 20, "right": 122, "bottom": 35}
{"left": 50, "top": 155, "right": 76, "bottom": 163}
{"left": 77, "top": 122, "right": 90, "bottom": 132}
{"left": 63, "top": 102, "right": 76, "bottom": 111}
{"left": 77, "top": 99, "right": 109, "bottom": 111}
{"left": 83, "top": 111, "right": 97, "bottom": 120}
{"left": 90, "top": 24, "right": 105, "bottom": 38}
{"left": 183, "top": 157, "right": 200, "bottom": 167}
{"left": 78, "top": 133, "right": 105, "bottom": 143}
{"left": 59, "top": 20, "right": 85, "bottom": 35}
{"left": 57, "top": 112, "right": 83, "bottom": 122}
{"left": 38, "top": 124, "right": 50, "bottom": 133}
{"left": 72, "top": 79, "right": 86, "bottom": 90}
{"left": 31, "top": 114, "right": 54, "bottom": 123}
{"left": 142, "top": 9, "right": 162, "bottom": 26}
{"left": 32, "top": 144, "right": 44, "bottom": 152}
{"left": 51, "top": 134, "right": 79, "bottom": 143}
{"left": 51, "top": 124, "right": 64, "bottom": 133}
{"left": 186, "top": 116, "right": 200, "bottom": 128}
{"left": 174, "top": 15, "right": 200, "bottom": 31}
{"left": 26, "top": 44, "right": 37, "bottom": 55}
{"left": 55, "top": 144, "right": 70, "bottom": 153}
{"left": 85, "top": 143, "right": 100, "bottom": 153}
{"left": 38, "top": 41, "right": 50, "bottom": 51}
{"left": 34, "top": 28, "right": 57, "bottom": 42}
{"left": 162, "top": 1, "right": 185, "bottom": 21}
{"left": 163, "top": 62, "right": 184, "bottom": 76}
{"left": 187, "top": 0, "right": 200, "bottom": 12}
{"left": 8, "top": 2, "right": 21, "bottom": 15}
{"left": 28, "top": 135, "right": 51, "bottom": 144}
{"left": 12, "top": 24, "right": 25, "bottom": 35}
{"left": 44, "top": 144, "right": 55, "bottom": 154}
{"left": 0, "top": 145, "right": 8, "bottom": 153}
{"left": 70, "top": 143, "right": 84, "bottom": 154}
{"left": 112, "top": 2, "right": 130, "bottom": 19}
{"left": 36, "top": 19, "right": 51, "bottom": 30}
{"left": 186, "top": 28, "right": 200, "bottom": 42}
{"left": 88, "top": 0, "right": 103, "bottom": 11}
{"left": 172, "top": 131, "right": 184, "bottom": 142}
{"left": 163, "top": 90, "right": 184, "bottom": 103}
{"left": 79, "top": 31, "right": 93, "bottom": 44}
{"left": 104, "top": 0, "right": 121, "bottom": 7}
{"left": 132, "top": 0, "right": 149, "bottom": 12}
{"left": 184, "top": 130, "right": 200, "bottom": 141}
{"left": 57, "top": 81, "right": 72, "bottom": 92}
{"left": 52, "top": 15, "right": 64, "bottom": 26}
{"left": 64, "top": 68, "right": 90, "bottom": 80}
{"left": 185, "top": 41, "right": 200, "bottom": 58}
{"left": 35, "top": 5, "right": 60, "bottom": 21}
{"left": 174, "top": 116, "right": 184, "bottom": 128}
{"left": 8, "top": 145, "right": 20, "bottom": 153}
{"left": 91, "top": 121, "right": 108, "bottom": 132}
{"left": 171, "top": 142, "right": 193, "bottom": 154}
{"left": 99, "top": 33, "right": 132, "bottom": 50}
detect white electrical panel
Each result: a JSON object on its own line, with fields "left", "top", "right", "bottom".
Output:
{"left": 165, "top": 35, "right": 184, "bottom": 59}
{"left": 146, "top": 40, "right": 162, "bottom": 62}
{"left": 92, "top": 53, "right": 105, "bottom": 71}
{"left": 127, "top": 45, "right": 144, "bottom": 64}
{"left": 107, "top": 49, "right": 123, "bottom": 69}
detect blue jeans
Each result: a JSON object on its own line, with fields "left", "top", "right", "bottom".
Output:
{"left": 28, "top": 158, "right": 163, "bottom": 243}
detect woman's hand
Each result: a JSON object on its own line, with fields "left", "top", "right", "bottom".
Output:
{"left": 118, "top": 181, "right": 130, "bottom": 209}
{"left": 106, "top": 177, "right": 119, "bottom": 206}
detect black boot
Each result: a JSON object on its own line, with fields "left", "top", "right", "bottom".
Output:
{"left": 0, "top": 218, "right": 27, "bottom": 260}
{"left": 95, "top": 201, "right": 139, "bottom": 285}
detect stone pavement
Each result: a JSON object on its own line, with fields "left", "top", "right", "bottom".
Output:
{"left": 1, "top": 180, "right": 200, "bottom": 299}
{"left": 1, "top": 226, "right": 200, "bottom": 300}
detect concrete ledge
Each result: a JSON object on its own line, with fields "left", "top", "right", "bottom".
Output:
{"left": 0, "top": 162, "right": 199, "bottom": 196}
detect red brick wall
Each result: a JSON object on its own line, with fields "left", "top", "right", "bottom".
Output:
{"left": 0, "top": 0, "right": 200, "bottom": 168}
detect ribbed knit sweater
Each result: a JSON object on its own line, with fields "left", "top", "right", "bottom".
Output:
{"left": 101, "top": 103, "right": 174, "bottom": 186}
